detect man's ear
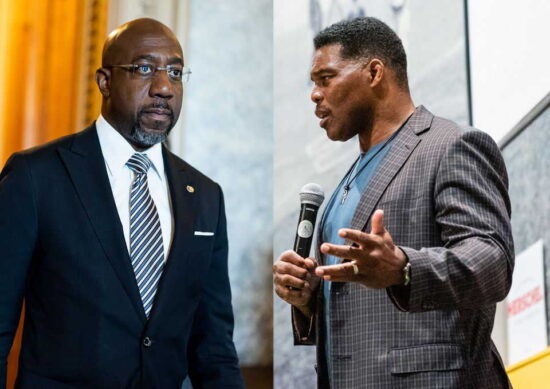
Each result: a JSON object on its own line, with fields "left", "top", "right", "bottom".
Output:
{"left": 95, "top": 68, "right": 111, "bottom": 98}
{"left": 365, "top": 59, "right": 384, "bottom": 88}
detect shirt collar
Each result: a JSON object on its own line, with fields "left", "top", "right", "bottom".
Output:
{"left": 95, "top": 115, "right": 165, "bottom": 181}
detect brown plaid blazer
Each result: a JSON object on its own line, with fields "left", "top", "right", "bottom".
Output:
{"left": 292, "top": 106, "right": 514, "bottom": 388}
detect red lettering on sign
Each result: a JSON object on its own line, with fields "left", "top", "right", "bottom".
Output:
{"left": 508, "top": 286, "right": 544, "bottom": 317}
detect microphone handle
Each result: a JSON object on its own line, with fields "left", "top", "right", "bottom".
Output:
{"left": 293, "top": 203, "right": 320, "bottom": 258}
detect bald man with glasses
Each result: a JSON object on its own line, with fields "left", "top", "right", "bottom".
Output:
{"left": 0, "top": 18, "right": 244, "bottom": 389}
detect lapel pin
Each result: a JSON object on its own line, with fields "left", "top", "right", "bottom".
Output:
{"left": 186, "top": 185, "right": 195, "bottom": 193}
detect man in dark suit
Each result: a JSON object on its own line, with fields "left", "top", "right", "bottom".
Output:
{"left": 273, "top": 17, "right": 513, "bottom": 388}
{"left": 0, "top": 18, "right": 244, "bottom": 388}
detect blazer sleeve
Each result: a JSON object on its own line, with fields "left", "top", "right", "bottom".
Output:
{"left": 388, "top": 130, "right": 514, "bottom": 312}
{"left": 187, "top": 185, "right": 244, "bottom": 389}
{"left": 0, "top": 153, "right": 38, "bottom": 388}
{"left": 291, "top": 300, "right": 317, "bottom": 345}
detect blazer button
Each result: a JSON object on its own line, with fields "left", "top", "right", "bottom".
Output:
{"left": 143, "top": 337, "right": 152, "bottom": 347}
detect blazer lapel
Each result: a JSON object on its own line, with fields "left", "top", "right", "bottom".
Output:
{"left": 147, "top": 147, "right": 198, "bottom": 322}
{"left": 57, "top": 125, "right": 146, "bottom": 323}
{"left": 349, "top": 106, "right": 433, "bottom": 233}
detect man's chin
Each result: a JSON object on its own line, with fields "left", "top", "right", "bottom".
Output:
{"left": 325, "top": 126, "right": 347, "bottom": 142}
{"left": 130, "top": 125, "right": 171, "bottom": 148}
{"left": 326, "top": 129, "right": 355, "bottom": 142}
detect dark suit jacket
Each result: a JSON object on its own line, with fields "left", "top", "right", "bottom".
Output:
{"left": 0, "top": 125, "right": 244, "bottom": 388}
{"left": 293, "top": 106, "right": 514, "bottom": 388}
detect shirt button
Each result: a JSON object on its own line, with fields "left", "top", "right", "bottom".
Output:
{"left": 143, "top": 337, "right": 152, "bottom": 347}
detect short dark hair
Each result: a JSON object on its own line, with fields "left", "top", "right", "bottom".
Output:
{"left": 314, "top": 17, "right": 408, "bottom": 88}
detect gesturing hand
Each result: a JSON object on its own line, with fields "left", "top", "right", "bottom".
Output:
{"left": 315, "top": 210, "right": 408, "bottom": 288}
{"left": 273, "top": 250, "right": 321, "bottom": 318}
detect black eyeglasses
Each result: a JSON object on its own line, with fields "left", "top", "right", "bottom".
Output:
{"left": 105, "top": 63, "right": 191, "bottom": 82}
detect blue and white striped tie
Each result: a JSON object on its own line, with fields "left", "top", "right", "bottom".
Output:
{"left": 126, "top": 153, "right": 164, "bottom": 318}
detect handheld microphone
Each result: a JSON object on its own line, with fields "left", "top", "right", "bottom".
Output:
{"left": 293, "top": 183, "right": 325, "bottom": 259}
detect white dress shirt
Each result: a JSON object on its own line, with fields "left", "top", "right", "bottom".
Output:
{"left": 96, "top": 115, "right": 174, "bottom": 261}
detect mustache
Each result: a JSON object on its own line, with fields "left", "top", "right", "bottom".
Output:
{"left": 315, "top": 106, "right": 330, "bottom": 118}
{"left": 139, "top": 101, "right": 174, "bottom": 117}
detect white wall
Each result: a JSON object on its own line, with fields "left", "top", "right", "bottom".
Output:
{"left": 182, "top": 0, "right": 273, "bottom": 366}
{"left": 468, "top": 0, "right": 550, "bottom": 142}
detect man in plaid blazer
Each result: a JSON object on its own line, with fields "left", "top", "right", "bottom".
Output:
{"left": 273, "top": 17, "right": 513, "bottom": 388}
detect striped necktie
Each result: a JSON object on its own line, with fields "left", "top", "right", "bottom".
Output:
{"left": 126, "top": 153, "right": 165, "bottom": 318}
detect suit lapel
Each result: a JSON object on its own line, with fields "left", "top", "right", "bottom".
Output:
{"left": 349, "top": 106, "right": 433, "bottom": 233}
{"left": 57, "top": 125, "right": 146, "bottom": 323}
{"left": 147, "top": 147, "right": 198, "bottom": 322}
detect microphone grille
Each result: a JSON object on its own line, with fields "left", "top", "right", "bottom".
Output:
{"left": 299, "top": 183, "right": 325, "bottom": 207}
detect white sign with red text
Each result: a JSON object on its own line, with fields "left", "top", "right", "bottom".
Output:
{"left": 507, "top": 239, "right": 547, "bottom": 365}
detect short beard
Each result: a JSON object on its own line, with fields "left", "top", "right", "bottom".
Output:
{"left": 129, "top": 110, "right": 175, "bottom": 148}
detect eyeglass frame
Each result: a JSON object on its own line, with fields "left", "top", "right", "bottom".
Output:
{"left": 104, "top": 63, "right": 192, "bottom": 82}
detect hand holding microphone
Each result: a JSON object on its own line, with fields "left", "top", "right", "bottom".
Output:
{"left": 273, "top": 184, "right": 324, "bottom": 316}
